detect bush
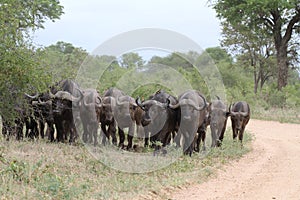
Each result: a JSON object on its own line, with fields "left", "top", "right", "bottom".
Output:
{"left": 283, "top": 83, "right": 300, "bottom": 108}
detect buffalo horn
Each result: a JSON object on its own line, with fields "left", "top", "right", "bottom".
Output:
{"left": 24, "top": 93, "right": 39, "bottom": 99}
{"left": 135, "top": 97, "right": 144, "bottom": 110}
{"left": 168, "top": 101, "right": 180, "bottom": 109}
{"left": 180, "top": 99, "right": 206, "bottom": 111}
{"left": 54, "top": 91, "right": 81, "bottom": 102}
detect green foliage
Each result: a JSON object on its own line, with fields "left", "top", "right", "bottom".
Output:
{"left": 0, "top": 0, "right": 64, "bottom": 121}
{"left": 206, "top": 47, "right": 232, "bottom": 64}
{"left": 131, "top": 84, "right": 173, "bottom": 100}
{"left": 211, "top": 0, "right": 300, "bottom": 90}
{"left": 283, "top": 83, "right": 300, "bottom": 107}
{"left": 119, "top": 52, "right": 144, "bottom": 69}
{"left": 265, "top": 85, "right": 287, "bottom": 107}
{"left": 37, "top": 41, "right": 88, "bottom": 83}
{"left": 212, "top": 0, "right": 298, "bottom": 28}
{"left": 0, "top": 0, "right": 64, "bottom": 30}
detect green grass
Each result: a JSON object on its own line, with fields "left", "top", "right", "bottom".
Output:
{"left": 0, "top": 129, "right": 252, "bottom": 200}
{"left": 252, "top": 106, "right": 300, "bottom": 124}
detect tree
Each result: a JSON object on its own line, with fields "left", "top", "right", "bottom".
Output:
{"left": 211, "top": 0, "right": 300, "bottom": 90}
{"left": 220, "top": 21, "right": 276, "bottom": 93}
{"left": 0, "top": 0, "right": 64, "bottom": 121}
{"left": 206, "top": 47, "right": 232, "bottom": 64}
{"left": 120, "top": 52, "right": 144, "bottom": 69}
{"left": 38, "top": 41, "right": 88, "bottom": 82}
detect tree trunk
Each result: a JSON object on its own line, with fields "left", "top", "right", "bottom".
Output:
{"left": 272, "top": 9, "right": 300, "bottom": 90}
{"left": 277, "top": 46, "right": 288, "bottom": 90}
{"left": 254, "top": 67, "right": 258, "bottom": 94}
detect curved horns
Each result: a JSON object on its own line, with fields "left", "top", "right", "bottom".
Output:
{"left": 167, "top": 100, "right": 180, "bottom": 109}
{"left": 179, "top": 99, "right": 206, "bottom": 111}
{"left": 53, "top": 91, "right": 82, "bottom": 102}
{"left": 198, "top": 94, "right": 207, "bottom": 111}
{"left": 239, "top": 111, "right": 249, "bottom": 117}
{"left": 96, "top": 96, "right": 102, "bottom": 108}
{"left": 229, "top": 104, "right": 248, "bottom": 117}
{"left": 135, "top": 97, "right": 144, "bottom": 110}
{"left": 116, "top": 97, "right": 128, "bottom": 106}
{"left": 24, "top": 93, "right": 39, "bottom": 99}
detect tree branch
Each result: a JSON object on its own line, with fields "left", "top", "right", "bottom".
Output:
{"left": 282, "top": 11, "right": 300, "bottom": 45}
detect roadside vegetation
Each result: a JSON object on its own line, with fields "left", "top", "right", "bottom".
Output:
{"left": 0, "top": 130, "right": 252, "bottom": 200}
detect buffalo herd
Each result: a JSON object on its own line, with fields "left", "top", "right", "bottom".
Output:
{"left": 1, "top": 79, "right": 251, "bottom": 156}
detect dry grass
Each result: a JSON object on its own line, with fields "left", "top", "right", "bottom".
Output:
{"left": 0, "top": 129, "right": 252, "bottom": 200}
{"left": 252, "top": 107, "right": 300, "bottom": 124}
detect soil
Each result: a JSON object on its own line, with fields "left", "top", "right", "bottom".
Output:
{"left": 170, "top": 119, "right": 300, "bottom": 200}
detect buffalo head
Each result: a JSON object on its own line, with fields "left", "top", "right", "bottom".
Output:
{"left": 229, "top": 102, "right": 249, "bottom": 131}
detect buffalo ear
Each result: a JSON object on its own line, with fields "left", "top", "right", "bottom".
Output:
{"left": 226, "top": 112, "right": 231, "bottom": 118}
{"left": 166, "top": 98, "right": 171, "bottom": 107}
{"left": 207, "top": 102, "right": 212, "bottom": 113}
{"left": 132, "top": 105, "right": 137, "bottom": 111}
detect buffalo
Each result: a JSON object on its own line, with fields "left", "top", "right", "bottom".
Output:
{"left": 24, "top": 93, "right": 45, "bottom": 140}
{"left": 100, "top": 88, "right": 124, "bottom": 146}
{"left": 34, "top": 79, "right": 82, "bottom": 143}
{"left": 169, "top": 90, "right": 207, "bottom": 156}
{"left": 1, "top": 116, "right": 15, "bottom": 140}
{"left": 114, "top": 95, "right": 139, "bottom": 149}
{"left": 100, "top": 88, "right": 141, "bottom": 149}
{"left": 208, "top": 96, "right": 230, "bottom": 147}
{"left": 78, "top": 88, "right": 102, "bottom": 146}
{"left": 50, "top": 91, "right": 82, "bottom": 143}
{"left": 136, "top": 90, "right": 179, "bottom": 153}
{"left": 229, "top": 101, "right": 250, "bottom": 144}
{"left": 50, "top": 79, "right": 82, "bottom": 143}
{"left": 31, "top": 92, "right": 55, "bottom": 141}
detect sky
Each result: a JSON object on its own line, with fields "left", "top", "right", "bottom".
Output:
{"left": 33, "top": 0, "right": 222, "bottom": 54}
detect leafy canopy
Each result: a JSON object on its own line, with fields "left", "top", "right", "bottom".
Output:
{"left": 0, "top": 0, "right": 64, "bottom": 121}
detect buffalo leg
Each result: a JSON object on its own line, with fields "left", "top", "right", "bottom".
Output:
{"left": 33, "top": 119, "right": 39, "bottom": 139}
{"left": 15, "top": 119, "right": 23, "bottom": 140}
{"left": 25, "top": 118, "right": 30, "bottom": 138}
{"left": 200, "top": 129, "right": 206, "bottom": 151}
{"left": 144, "top": 127, "right": 150, "bottom": 147}
{"left": 55, "top": 121, "right": 64, "bottom": 142}
{"left": 150, "top": 135, "right": 157, "bottom": 148}
{"left": 47, "top": 122, "right": 55, "bottom": 142}
{"left": 196, "top": 126, "right": 206, "bottom": 151}
{"left": 238, "top": 125, "right": 246, "bottom": 144}
{"left": 87, "top": 125, "right": 94, "bottom": 144}
{"left": 82, "top": 122, "right": 88, "bottom": 143}
{"left": 118, "top": 127, "right": 125, "bottom": 148}
{"left": 2, "top": 121, "right": 11, "bottom": 141}
{"left": 231, "top": 120, "right": 238, "bottom": 140}
{"left": 92, "top": 123, "right": 98, "bottom": 146}
{"left": 64, "top": 121, "right": 71, "bottom": 143}
{"left": 101, "top": 124, "right": 109, "bottom": 145}
{"left": 69, "top": 123, "right": 78, "bottom": 144}
{"left": 183, "top": 132, "right": 194, "bottom": 156}
{"left": 210, "top": 128, "right": 217, "bottom": 148}
{"left": 39, "top": 120, "right": 45, "bottom": 139}
{"left": 218, "top": 120, "right": 228, "bottom": 147}
{"left": 233, "top": 129, "right": 238, "bottom": 140}
{"left": 127, "top": 123, "right": 134, "bottom": 150}
{"left": 174, "top": 131, "right": 181, "bottom": 148}
{"left": 109, "top": 122, "right": 117, "bottom": 145}
{"left": 193, "top": 135, "right": 199, "bottom": 152}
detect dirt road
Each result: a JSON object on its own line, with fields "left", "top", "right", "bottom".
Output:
{"left": 171, "top": 119, "right": 300, "bottom": 200}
